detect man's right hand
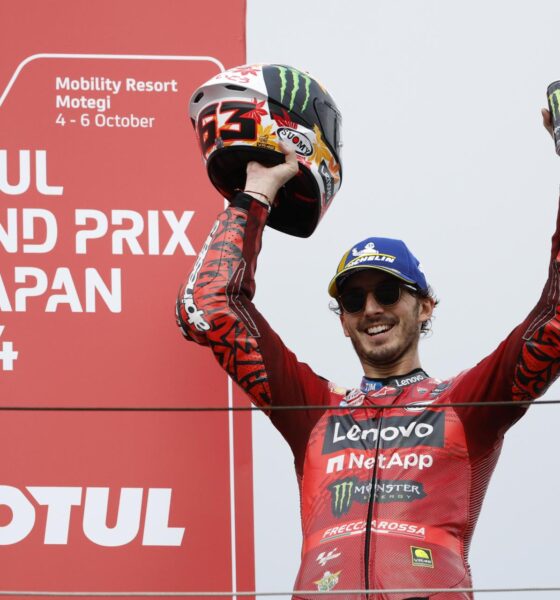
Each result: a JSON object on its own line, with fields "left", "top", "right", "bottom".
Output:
{"left": 244, "top": 142, "right": 299, "bottom": 206}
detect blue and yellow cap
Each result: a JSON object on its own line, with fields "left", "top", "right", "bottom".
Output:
{"left": 328, "top": 237, "right": 428, "bottom": 297}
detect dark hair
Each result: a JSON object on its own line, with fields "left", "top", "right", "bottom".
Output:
{"left": 329, "top": 285, "right": 440, "bottom": 336}
{"left": 416, "top": 286, "right": 439, "bottom": 335}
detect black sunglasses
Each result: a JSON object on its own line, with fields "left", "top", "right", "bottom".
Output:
{"left": 338, "top": 280, "right": 417, "bottom": 313}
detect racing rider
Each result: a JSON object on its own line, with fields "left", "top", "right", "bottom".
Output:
{"left": 176, "top": 110, "right": 560, "bottom": 600}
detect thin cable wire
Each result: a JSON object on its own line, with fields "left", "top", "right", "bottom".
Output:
{"left": 0, "top": 399, "right": 559, "bottom": 411}
{"left": 0, "top": 587, "right": 559, "bottom": 596}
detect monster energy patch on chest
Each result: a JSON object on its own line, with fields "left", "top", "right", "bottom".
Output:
{"left": 329, "top": 477, "right": 426, "bottom": 517}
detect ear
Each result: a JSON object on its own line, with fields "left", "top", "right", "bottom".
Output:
{"left": 339, "top": 312, "right": 351, "bottom": 338}
{"left": 417, "top": 296, "right": 435, "bottom": 325}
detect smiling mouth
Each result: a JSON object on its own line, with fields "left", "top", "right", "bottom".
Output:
{"left": 366, "top": 323, "right": 394, "bottom": 336}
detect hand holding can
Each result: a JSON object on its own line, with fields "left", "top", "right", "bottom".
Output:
{"left": 546, "top": 81, "right": 560, "bottom": 154}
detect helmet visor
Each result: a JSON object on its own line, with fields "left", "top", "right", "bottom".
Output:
{"left": 314, "top": 98, "right": 342, "bottom": 161}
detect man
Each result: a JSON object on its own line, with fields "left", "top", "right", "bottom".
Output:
{"left": 176, "top": 111, "right": 560, "bottom": 600}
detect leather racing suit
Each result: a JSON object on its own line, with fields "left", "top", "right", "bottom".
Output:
{"left": 176, "top": 193, "right": 560, "bottom": 599}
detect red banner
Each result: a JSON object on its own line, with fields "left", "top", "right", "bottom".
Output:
{"left": 0, "top": 0, "right": 253, "bottom": 594}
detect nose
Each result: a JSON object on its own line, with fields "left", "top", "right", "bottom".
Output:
{"left": 362, "top": 291, "right": 385, "bottom": 316}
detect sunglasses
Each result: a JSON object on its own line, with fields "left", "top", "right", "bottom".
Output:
{"left": 338, "top": 280, "right": 417, "bottom": 313}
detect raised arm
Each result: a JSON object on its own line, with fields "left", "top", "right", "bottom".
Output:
{"left": 451, "top": 111, "right": 560, "bottom": 444}
{"left": 176, "top": 148, "right": 333, "bottom": 463}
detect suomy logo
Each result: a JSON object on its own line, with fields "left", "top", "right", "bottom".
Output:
{"left": 277, "top": 128, "right": 313, "bottom": 156}
{"left": 322, "top": 412, "right": 444, "bottom": 454}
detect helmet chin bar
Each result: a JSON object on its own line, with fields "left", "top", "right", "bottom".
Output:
{"left": 208, "top": 146, "right": 321, "bottom": 238}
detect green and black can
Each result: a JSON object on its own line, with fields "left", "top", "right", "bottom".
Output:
{"left": 547, "top": 81, "right": 560, "bottom": 154}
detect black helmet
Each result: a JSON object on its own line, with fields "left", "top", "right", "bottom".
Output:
{"left": 189, "top": 64, "right": 343, "bottom": 237}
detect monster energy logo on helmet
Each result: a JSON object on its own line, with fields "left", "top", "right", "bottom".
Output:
{"left": 263, "top": 65, "right": 314, "bottom": 114}
{"left": 276, "top": 66, "right": 312, "bottom": 111}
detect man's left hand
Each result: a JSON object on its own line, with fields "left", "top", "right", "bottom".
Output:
{"left": 542, "top": 107, "right": 554, "bottom": 139}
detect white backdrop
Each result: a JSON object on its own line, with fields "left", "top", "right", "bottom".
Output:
{"left": 247, "top": 1, "right": 560, "bottom": 597}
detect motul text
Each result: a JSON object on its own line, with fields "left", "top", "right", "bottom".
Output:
{"left": 0, "top": 486, "right": 185, "bottom": 546}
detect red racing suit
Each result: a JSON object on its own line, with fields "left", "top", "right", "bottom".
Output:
{"left": 176, "top": 193, "right": 560, "bottom": 600}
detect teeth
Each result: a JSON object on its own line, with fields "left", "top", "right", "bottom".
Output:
{"left": 367, "top": 324, "right": 392, "bottom": 335}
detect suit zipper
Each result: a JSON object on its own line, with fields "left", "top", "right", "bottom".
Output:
{"left": 363, "top": 407, "right": 384, "bottom": 600}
